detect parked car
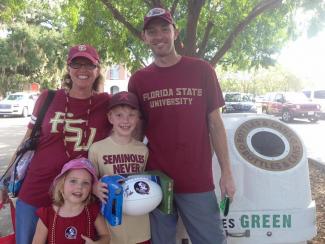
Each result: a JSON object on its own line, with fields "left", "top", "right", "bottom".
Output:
{"left": 0, "top": 92, "right": 37, "bottom": 117}
{"left": 254, "top": 95, "right": 265, "bottom": 103}
{"left": 261, "top": 92, "right": 321, "bottom": 123}
{"left": 222, "top": 92, "right": 257, "bottom": 113}
{"left": 302, "top": 89, "right": 325, "bottom": 118}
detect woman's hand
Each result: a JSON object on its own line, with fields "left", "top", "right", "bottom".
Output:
{"left": 0, "top": 188, "right": 9, "bottom": 207}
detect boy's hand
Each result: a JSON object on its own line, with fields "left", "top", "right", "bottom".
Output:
{"left": 92, "top": 181, "right": 109, "bottom": 204}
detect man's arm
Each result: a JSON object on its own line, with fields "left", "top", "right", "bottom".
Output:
{"left": 208, "top": 109, "right": 236, "bottom": 199}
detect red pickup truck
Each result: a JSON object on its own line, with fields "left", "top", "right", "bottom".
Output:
{"left": 261, "top": 92, "right": 321, "bottom": 123}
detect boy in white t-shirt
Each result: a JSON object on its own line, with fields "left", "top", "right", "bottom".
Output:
{"left": 89, "top": 91, "right": 150, "bottom": 244}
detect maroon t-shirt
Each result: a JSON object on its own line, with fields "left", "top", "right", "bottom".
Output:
{"left": 36, "top": 202, "right": 100, "bottom": 243}
{"left": 128, "top": 56, "right": 225, "bottom": 193}
{"left": 19, "top": 89, "right": 111, "bottom": 207}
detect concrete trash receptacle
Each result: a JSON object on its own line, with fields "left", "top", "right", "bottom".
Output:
{"left": 176, "top": 114, "right": 317, "bottom": 244}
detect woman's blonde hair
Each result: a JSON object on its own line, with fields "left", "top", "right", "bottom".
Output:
{"left": 62, "top": 65, "right": 105, "bottom": 92}
{"left": 52, "top": 170, "right": 94, "bottom": 207}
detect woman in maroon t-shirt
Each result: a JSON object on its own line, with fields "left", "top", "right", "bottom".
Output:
{"left": 0, "top": 44, "right": 112, "bottom": 244}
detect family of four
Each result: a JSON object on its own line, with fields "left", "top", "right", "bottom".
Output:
{"left": 0, "top": 7, "right": 235, "bottom": 244}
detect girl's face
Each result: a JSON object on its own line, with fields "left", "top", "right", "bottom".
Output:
{"left": 108, "top": 106, "right": 139, "bottom": 138}
{"left": 62, "top": 169, "right": 92, "bottom": 205}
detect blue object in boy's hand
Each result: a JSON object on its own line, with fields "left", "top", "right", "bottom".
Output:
{"left": 100, "top": 175, "right": 124, "bottom": 226}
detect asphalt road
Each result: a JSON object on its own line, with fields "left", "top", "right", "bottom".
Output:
{"left": 285, "top": 118, "right": 325, "bottom": 165}
{"left": 0, "top": 117, "right": 29, "bottom": 174}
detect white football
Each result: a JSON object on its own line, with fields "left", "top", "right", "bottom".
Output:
{"left": 122, "top": 177, "right": 163, "bottom": 216}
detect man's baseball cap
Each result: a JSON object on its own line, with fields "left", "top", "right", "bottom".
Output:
{"left": 108, "top": 91, "right": 139, "bottom": 111}
{"left": 143, "top": 7, "right": 174, "bottom": 30}
{"left": 53, "top": 158, "right": 98, "bottom": 186}
{"left": 67, "top": 44, "right": 100, "bottom": 65}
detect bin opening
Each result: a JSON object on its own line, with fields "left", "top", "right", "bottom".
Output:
{"left": 251, "top": 131, "right": 285, "bottom": 157}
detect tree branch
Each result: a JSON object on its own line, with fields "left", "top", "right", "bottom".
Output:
{"left": 128, "top": 47, "right": 146, "bottom": 67}
{"left": 143, "top": 0, "right": 152, "bottom": 8}
{"left": 100, "top": 0, "right": 142, "bottom": 40}
{"left": 183, "top": 0, "right": 206, "bottom": 56}
{"left": 197, "top": 20, "right": 213, "bottom": 58}
{"left": 210, "top": 0, "right": 283, "bottom": 66}
{"left": 170, "top": 0, "right": 180, "bottom": 16}
{"left": 147, "top": 0, "right": 163, "bottom": 8}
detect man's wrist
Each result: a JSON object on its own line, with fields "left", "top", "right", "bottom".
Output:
{"left": 220, "top": 167, "right": 233, "bottom": 177}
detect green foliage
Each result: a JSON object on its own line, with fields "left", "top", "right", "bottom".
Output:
{"left": 0, "top": 0, "right": 67, "bottom": 96}
{"left": 0, "top": 0, "right": 27, "bottom": 24}
{"left": 1, "top": 0, "right": 325, "bottom": 96}
{"left": 0, "top": 23, "right": 66, "bottom": 96}
{"left": 219, "top": 65, "right": 304, "bottom": 95}
{"left": 55, "top": 0, "right": 325, "bottom": 72}
{"left": 60, "top": 0, "right": 150, "bottom": 72}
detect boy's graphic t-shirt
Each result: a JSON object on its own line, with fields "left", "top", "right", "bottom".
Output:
{"left": 89, "top": 137, "right": 150, "bottom": 244}
{"left": 89, "top": 137, "right": 148, "bottom": 176}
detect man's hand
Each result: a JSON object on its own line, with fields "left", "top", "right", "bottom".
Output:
{"left": 219, "top": 170, "right": 236, "bottom": 200}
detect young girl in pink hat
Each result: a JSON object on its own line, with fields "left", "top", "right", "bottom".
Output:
{"left": 32, "top": 158, "right": 110, "bottom": 244}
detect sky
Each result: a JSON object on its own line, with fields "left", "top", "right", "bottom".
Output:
{"left": 278, "top": 30, "right": 325, "bottom": 89}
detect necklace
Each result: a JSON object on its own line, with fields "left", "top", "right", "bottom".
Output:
{"left": 50, "top": 206, "right": 91, "bottom": 244}
{"left": 62, "top": 90, "right": 92, "bottom": 158}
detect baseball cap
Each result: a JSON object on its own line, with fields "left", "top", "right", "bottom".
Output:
{"left": 67, "top": 44, "right": 100, "bottom": 65}
{"left": 143, "top": 8, "right": 174, "bottom": 30}
{"left": 108, "top": 91, "right": 139, "bottom": 111}
{"left": 53, "top": 158, "right": 98, "bottom": 186}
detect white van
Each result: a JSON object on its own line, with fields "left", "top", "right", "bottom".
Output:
{"left": 0, "top": 92, "right": 37, "bottom": 117}
{"left": 302, "top": 89, "right": 325, "bottom": 118}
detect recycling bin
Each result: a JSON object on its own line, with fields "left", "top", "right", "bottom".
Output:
{"left": 176, "top": 114, "right": 317, "bottom": 244}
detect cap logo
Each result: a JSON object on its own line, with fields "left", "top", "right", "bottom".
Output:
{"left": 78, "top": 44, "right": 87, "bottom": 51}
{"left": 119, "top": 92, "right": 130, "bottom": 101}
{"left": 146, "top": 8, "right": 166, "bottom": 17}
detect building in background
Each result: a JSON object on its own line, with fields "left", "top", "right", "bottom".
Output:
{"left": 104, "top": 64, "right": 129, "bottom": 94}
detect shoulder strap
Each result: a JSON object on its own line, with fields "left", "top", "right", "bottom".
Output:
{"left": 0, "top": 90, "right": 56, "bottom": 183}
{"left": 31, "top": 90, "right": 56, "bottom": 137}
